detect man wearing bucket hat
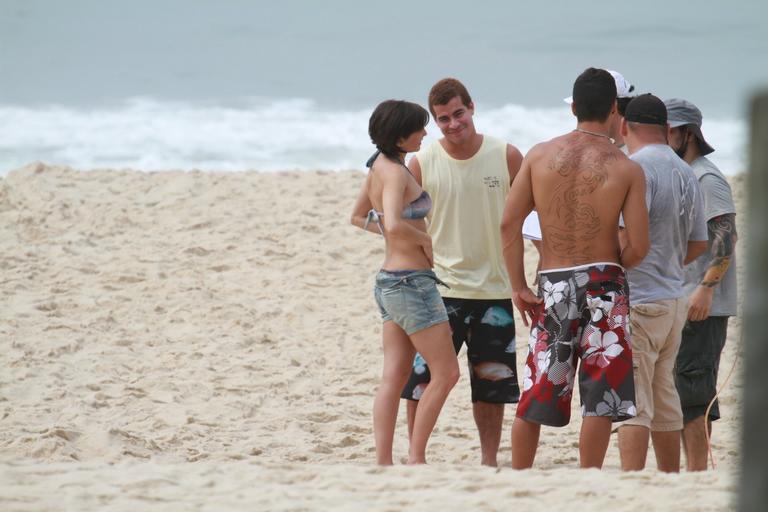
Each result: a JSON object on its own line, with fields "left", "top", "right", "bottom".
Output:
{"left": 664, "top": 98, "right": 738, "bottom": 472}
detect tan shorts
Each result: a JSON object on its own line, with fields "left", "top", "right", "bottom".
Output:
{"left": 622, "top": 297, "right": 688, "bottom": 431}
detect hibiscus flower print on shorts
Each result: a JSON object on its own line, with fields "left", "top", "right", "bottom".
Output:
{"left": 516, "top": 263, "right": 636, "bottom": 427}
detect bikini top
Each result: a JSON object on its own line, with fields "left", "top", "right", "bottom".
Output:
{"left": 364, "top": 151, "right": 432, "bottom": 233}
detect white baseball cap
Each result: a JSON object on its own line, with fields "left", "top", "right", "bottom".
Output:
{"left": 563, "top": 69, "right": 635, "bottom": 104}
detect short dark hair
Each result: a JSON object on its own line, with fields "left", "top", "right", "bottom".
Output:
{"left": 572, "top": 68, "right": 617, "bottom": 122}
{"left": 617, "top": 97, "right": 632, "bottom": 117}
{"left": 368, "top": 100, "right": 429, "bottom": 159}
{"left": 428, "top": 78, "right": 472, "bottom": 117}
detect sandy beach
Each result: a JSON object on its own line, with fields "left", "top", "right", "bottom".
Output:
{"left": 0, "top": 164, "right": 747, "bottom": 511}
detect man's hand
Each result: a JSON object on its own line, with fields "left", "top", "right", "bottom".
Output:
{"left": 687, "top": 285, "right": 714, "bottom": 321}
{"left": 512, "top": 288, "right": 544, "bottom": 327}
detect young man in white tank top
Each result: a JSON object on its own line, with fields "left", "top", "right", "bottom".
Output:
{"left": 400, "top": 78, "right": 524, "bottom": 467}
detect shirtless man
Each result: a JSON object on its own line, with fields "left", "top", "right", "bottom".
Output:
{"left": 523, "top": 70, "right": 637, "bottom": 258}
{"left": 500, "top": 67, "right": 650, "bottom": 469}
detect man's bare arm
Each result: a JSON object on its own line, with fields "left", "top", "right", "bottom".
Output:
{"left": 684, "top": 240, "right": 708, "bottom": 265}
{"left": 500, "top": 151, "right": 542, "bottom": 326}
{"left": 506, "top": 144, "right": 524, "bottom": 184}
{"left": 687, "top": 213, "right": 737, "bottom": 321}
{"left": 618, "top": 162, "right": 650, "bottom": 268}
{"left": 530, "top": 239, "right": 542, "bottom": 286}
{"left": 701, "top": 213, "right": 737, "bottom": 287}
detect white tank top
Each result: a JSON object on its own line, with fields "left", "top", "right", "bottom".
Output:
{"left": 419, "top": 135, "right": 511, "bottom": 299}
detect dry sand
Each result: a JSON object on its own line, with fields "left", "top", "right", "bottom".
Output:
{"left": 0, "top": 164, "right": 747, "bottom": 511}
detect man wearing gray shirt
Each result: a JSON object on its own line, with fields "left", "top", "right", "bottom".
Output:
{"left": 665, "top": 98, "right": 738, "bottom": 472}
{"left": 616, "top": 95, "right": 708, "bottom": 472}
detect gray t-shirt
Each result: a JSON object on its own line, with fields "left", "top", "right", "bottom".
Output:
{"left": 627, "top": 144, "right": 708, "bottom": 305}
{"left": 682, "top": 156, "right": 738, "bottom": 316}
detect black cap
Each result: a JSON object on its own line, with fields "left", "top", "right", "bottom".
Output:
{"left": 624, "top": 94, "right": 667, "bottom": 126}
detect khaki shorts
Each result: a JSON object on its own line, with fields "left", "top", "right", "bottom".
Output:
{"left": 622, "top": 297, "right": 688, "bottom": 431}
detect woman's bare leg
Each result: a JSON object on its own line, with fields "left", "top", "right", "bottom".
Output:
{"left": 373, "top": 321, "right": 415, "bottom": 465}
{"left": 407, "top": 321, "right": 459, "bottom": 464}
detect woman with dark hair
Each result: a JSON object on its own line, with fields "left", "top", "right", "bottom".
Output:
{"left": 351, "top": 100, "right": 459, "bottom": 465}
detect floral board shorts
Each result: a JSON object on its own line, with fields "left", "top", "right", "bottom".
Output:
{"left": 374, "top": 269, "right": 449, "bottom": 335}
{"left": 516, "top": 262, "right": 636, "bottom": 427}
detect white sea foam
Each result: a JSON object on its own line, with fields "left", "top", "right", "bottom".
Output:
{"left": 0, "top": 98, "right": 746, "bottom": 175}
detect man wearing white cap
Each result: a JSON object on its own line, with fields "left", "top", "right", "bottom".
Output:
{"left": 665, "top": 98, "right": 738, "bottom": 472}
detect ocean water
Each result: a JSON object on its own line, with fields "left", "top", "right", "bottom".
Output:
{"left": 2, "top": 0, "right": 766, "bottom": 175}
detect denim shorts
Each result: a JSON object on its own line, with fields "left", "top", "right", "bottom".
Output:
{"left": 374, "top": 269, "right": 449, "bottom": 335}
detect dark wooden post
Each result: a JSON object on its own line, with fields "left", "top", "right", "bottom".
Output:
{"left": 740, "top": 91, "right": 768, "bottom": 512}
